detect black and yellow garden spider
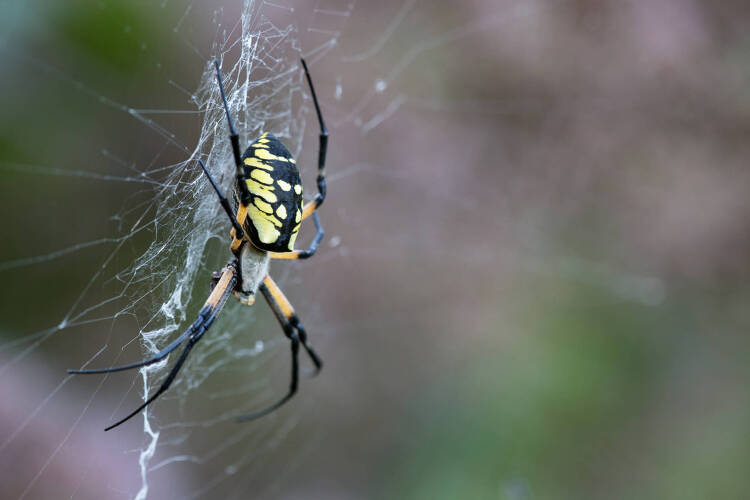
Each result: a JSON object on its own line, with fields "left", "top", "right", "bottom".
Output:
{"left": 69, "top": 58, "right": 328, "bottom": 431}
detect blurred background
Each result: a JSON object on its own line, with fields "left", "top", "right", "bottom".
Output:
{"left": 1, "top": 0, "right": 750, "bottom": 498}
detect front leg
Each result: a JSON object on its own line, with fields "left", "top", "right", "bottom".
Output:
{"left": 300, "top": 58, "right": 328, "bottom": 219}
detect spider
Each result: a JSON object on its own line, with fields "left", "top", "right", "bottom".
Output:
{"left": 69, "top": 58, "right": 328, "bottom": 431}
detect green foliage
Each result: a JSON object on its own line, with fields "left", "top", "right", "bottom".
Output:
{"left": 376, "top": 283, "right": 750, "bottom": 499}
{"left": 56, "top": 1, "right": 155, "bottom": 74}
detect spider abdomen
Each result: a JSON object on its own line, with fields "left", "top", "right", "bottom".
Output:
{"left": 237, "top": 133, "right": 304, "bottom": 252}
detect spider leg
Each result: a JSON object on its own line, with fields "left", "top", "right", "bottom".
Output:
{"left": 260, "top": 275, "right": 322, "bottom": 372}
{"left": 213, "top": 58, "right": 254, "bottom": 252}
{"left": 104, "top": 331, "right": 200, "bottom": 431}
{"left": 68, "top": 265, "right": 237, "bottom": 376}
{"left": 234, "top": 275, "right": 322, "bottom": 422}
{"left": 69, "top": 265, "right": 236, "bottom": 431}
{"left": 266, "top": 61, "right": 328, "bottom": 261}
{"left": 103, "top": 266, "right": 236, "bottom": 431}
{"left": 213, "top": 59, "right": 245, "bottom": 191}
{"left": 235, "top": 327, "right": 299, "bottom": 422}
{"left": 196, "top": 159, "right": 245, "bottom": 241}
{"left": 300, "top": 58, "right": 328, "bottom": 220}
{"left": 268, "top": 211, "right": 323, "bottom": 260}
{"left": 289, "top": 316, "right": 323, "bottom": 374}
{"left": 68, "top": 308, "right": 211, "bottom": 375}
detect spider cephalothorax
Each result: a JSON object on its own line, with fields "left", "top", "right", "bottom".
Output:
{"left": 70, "top": 58, "right": 328, "bottom": 431}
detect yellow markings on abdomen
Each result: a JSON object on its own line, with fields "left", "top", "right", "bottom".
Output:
{"left": 250, "top": 169, "right": 274, "bottom": 185}
{"left": 255, "top": 148, "right": 289, "bottom": 162}
{"left": 254, "top": 134, "right": 270, "bottom": 148}
{"left": 287, "top": 230, "right": 298, "bottom": 251}
{"left": 254, "top": 198, "right": 274, "bottom": 214}
{"left": 294, "top": 184, "right": 302, "bottom": 195}
{"left": 246, "top": 179, "right": 278, "bottom": 203}
{"left": 248, "top": 204, "right": 282, "bottom": 244}
{"left": 277, "top": 179, "right": 292, "bottom": 191}
{"left": 244, "top": 157, "right": 273, "bottom": 170}
{"left": 276, "top": 205, "right": 287, "bottom": 219}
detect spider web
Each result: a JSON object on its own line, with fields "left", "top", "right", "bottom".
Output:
{"left": 0, "top": 0, "right": 637, "bottom": 498}
{"left": 0, "top": 1, "right": 354, "bottom": 497}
